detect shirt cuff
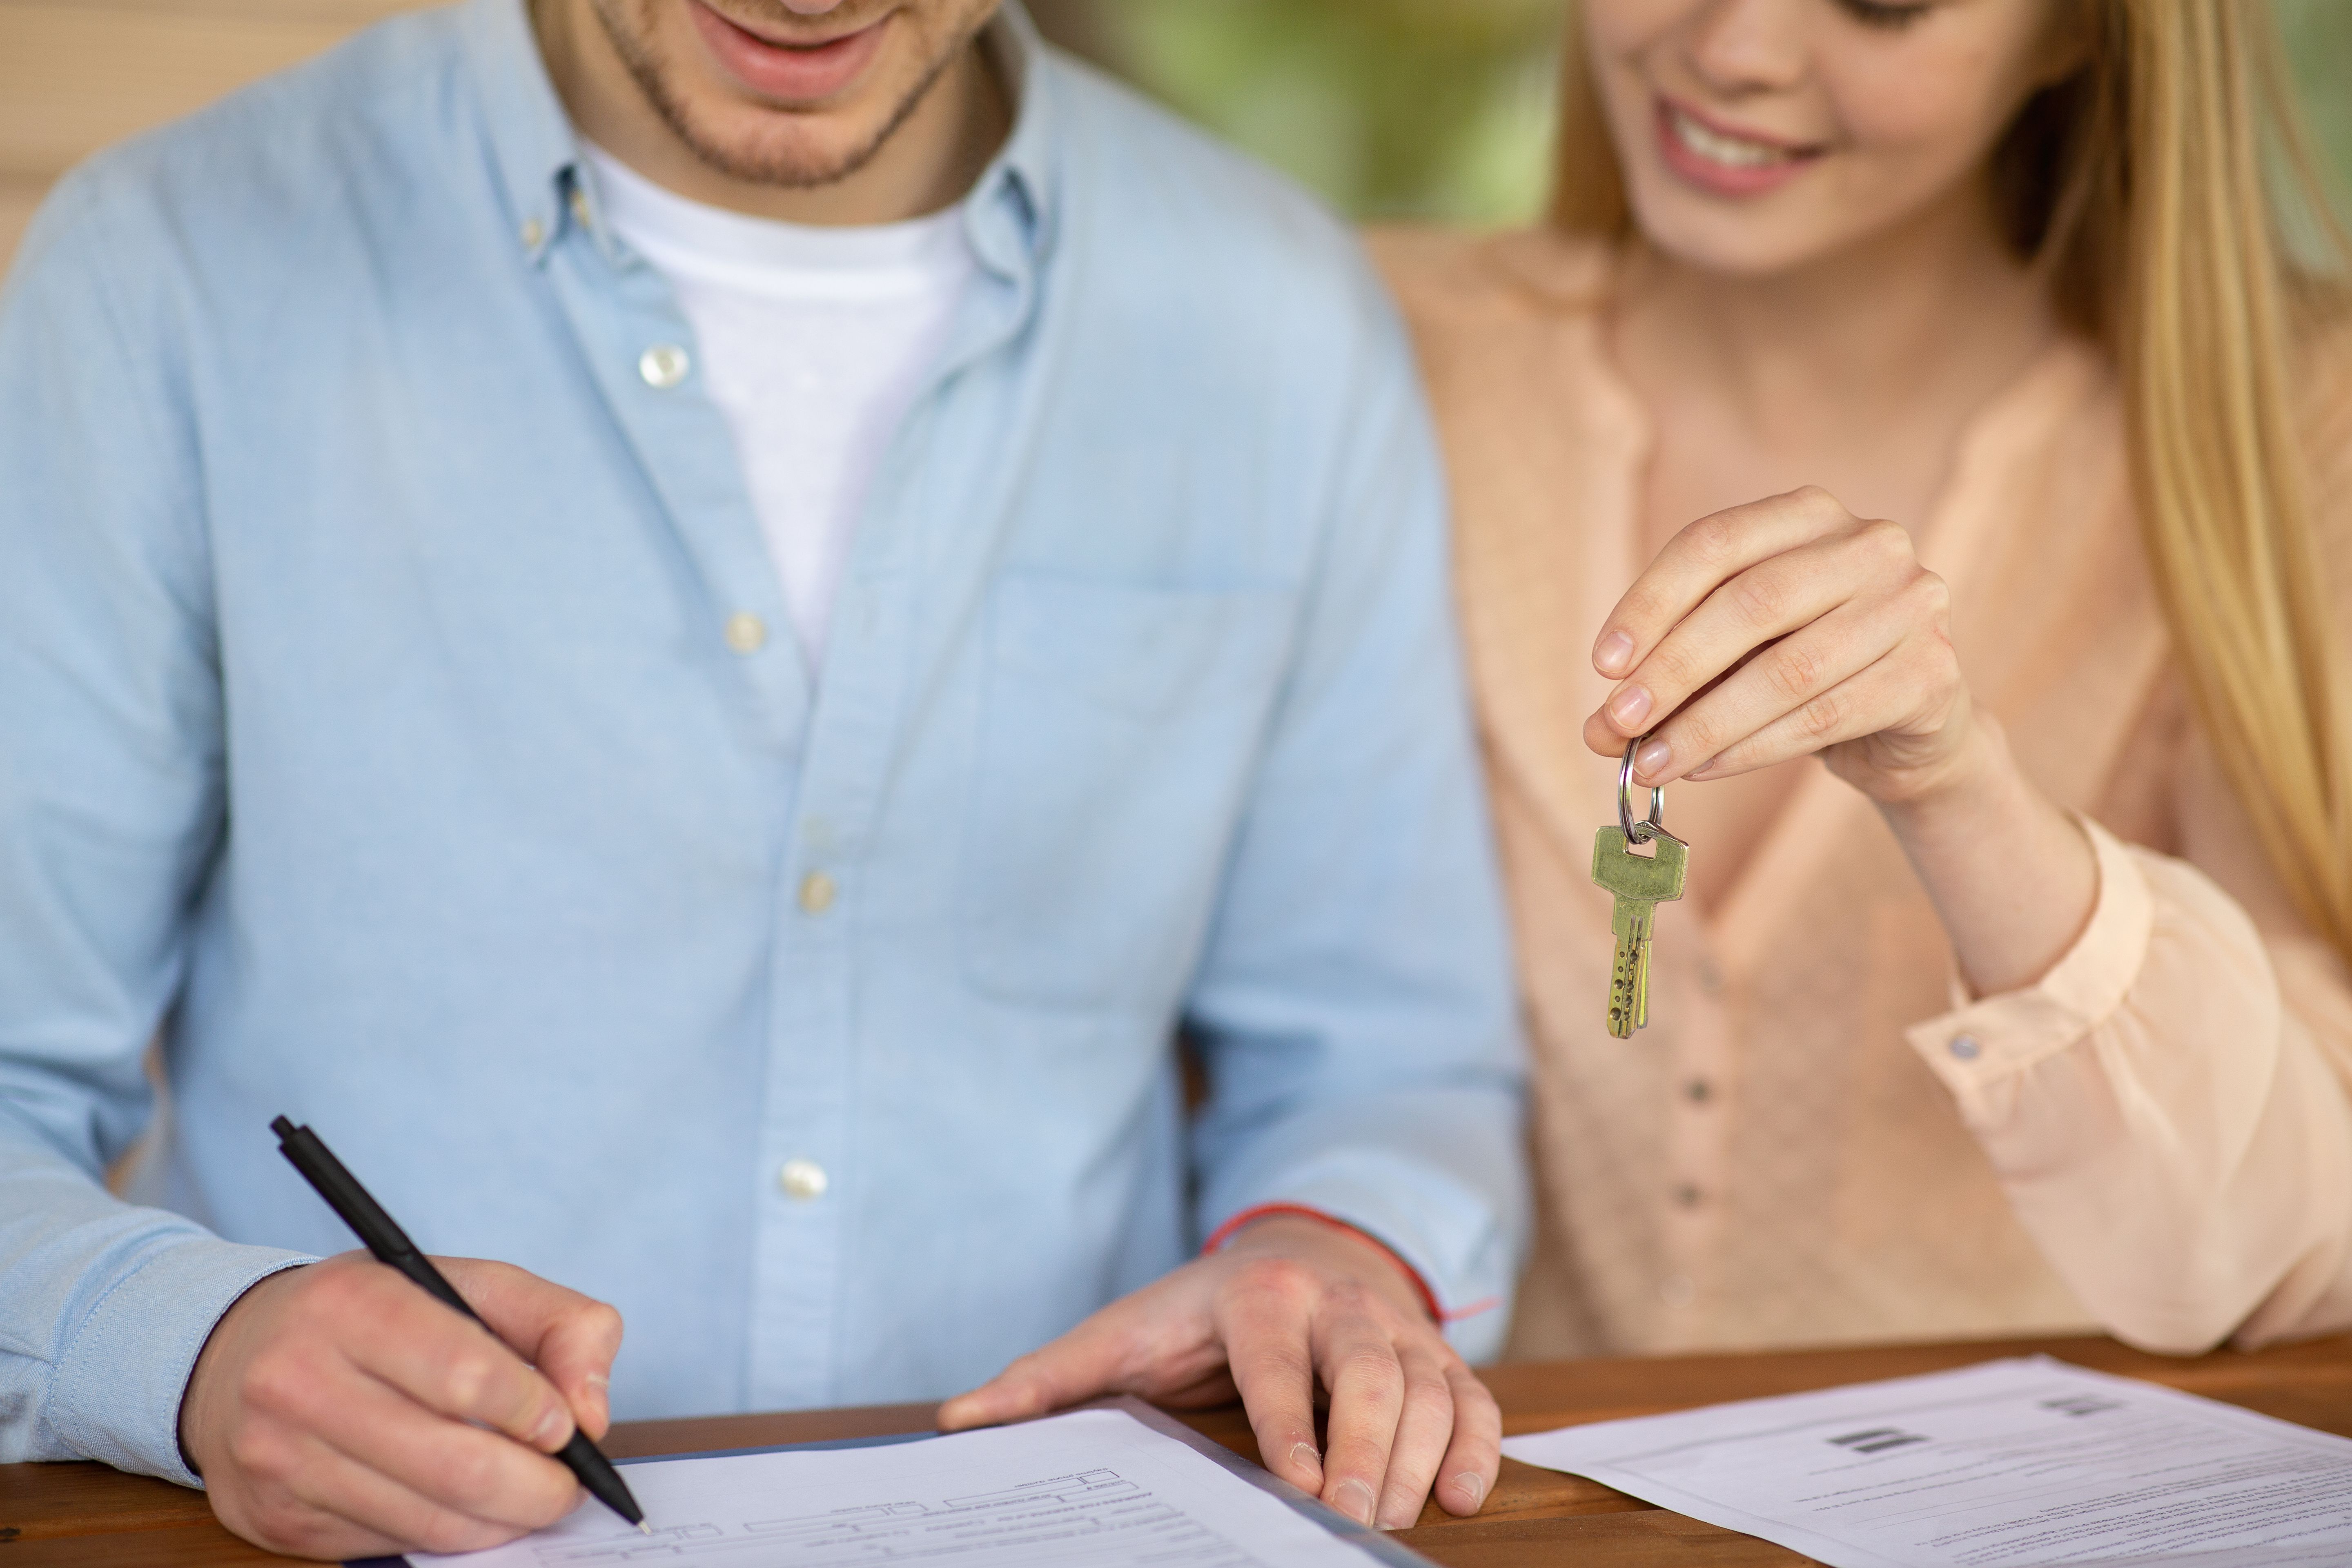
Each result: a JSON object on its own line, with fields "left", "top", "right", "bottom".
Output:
{"left": 1904, "top": 814, "right": 2155, "bottom": 1109}
{"left": 49, "top": 1237, "right": 314, "bottom": 1487}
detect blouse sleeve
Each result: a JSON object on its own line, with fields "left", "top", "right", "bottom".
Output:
{"left": 1902, "top": 817, "right": 2352, "bottom": 1353}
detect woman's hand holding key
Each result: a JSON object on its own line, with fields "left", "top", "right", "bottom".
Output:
{"left": 1584, "top": 486, "right": 1975, "bottom": 804}
{"left": 1586, "top": 486, "right": 2098, "bottom": 998}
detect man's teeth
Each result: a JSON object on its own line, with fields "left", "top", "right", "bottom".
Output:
{"left": 1669, "top": 107, "right": 1797, "bottom": 169}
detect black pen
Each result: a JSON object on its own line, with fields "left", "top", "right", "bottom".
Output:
{"left": 269, "top": 1116, "right": 649, "bottom": 1534}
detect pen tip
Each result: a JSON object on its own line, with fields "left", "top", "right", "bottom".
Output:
{"left": 638, "top": 1523, "right": 653, "bottom": 1535}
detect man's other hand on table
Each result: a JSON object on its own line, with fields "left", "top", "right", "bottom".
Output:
{"left": 938, "top": 1215, "right": 1500, "bottom": 1530}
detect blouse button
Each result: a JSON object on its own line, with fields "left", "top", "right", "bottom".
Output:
{"left": 1948, "top": 1033, "right": 1982, "bottom": 1062}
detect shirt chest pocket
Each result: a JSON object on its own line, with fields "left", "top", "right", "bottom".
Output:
{"left": 960, "top": 574, "right": 1296, "bottom": 1009}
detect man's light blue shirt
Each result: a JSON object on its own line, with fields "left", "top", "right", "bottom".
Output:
{"left": 0, "top": 0, "right": 1526, "bottom": 1484}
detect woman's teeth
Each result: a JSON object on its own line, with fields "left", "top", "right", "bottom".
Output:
{"left": 1668, "top": 107, "right": 1800, "bottom": 169}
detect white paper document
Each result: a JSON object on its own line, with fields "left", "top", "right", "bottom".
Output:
{"left": 1500, "top": 1356, "right": 2352, "bottom": 1567}
{"left": 409, "top": 1405, "right": 1402, "bottom": 1568}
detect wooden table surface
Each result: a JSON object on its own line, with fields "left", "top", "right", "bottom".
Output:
{"left": 8, "top": 1332, "right": 2345, "bottom": 1566}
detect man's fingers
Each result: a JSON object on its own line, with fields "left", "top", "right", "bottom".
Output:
{"left": 1592, "top": 487, "right": 1853, "bottom": 679}
{"left": 937, "top": 1304, "right": 1143, "bottom": 1431}
{"left": 1367, "top": 1345, "right": 1456, "bottom": 1529}
{"left": 1218, "top": 1259, "right": 1325, "bottom": 1498}
{"left": 439, "top": 1257, "right": 625, "bottom": 1441}
{"left": 332, "top": 1267, "right": 575, "bottom": 1454}
{"left": 1312, "top": 1311, "right": 1408, "bottom": 1528}
{"left": 270, "top": 1355, "right": 584, "bottom": 1530}
{"left": 1431, "top": 1364, "right": 1502, "bottom": 1519}
{"left": 218, "top": 1421, "right": 533, "bottom": 1561}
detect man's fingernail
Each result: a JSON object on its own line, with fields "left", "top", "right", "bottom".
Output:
{"left": 1688, "top": 755, "right": 1720, "bottom": 778}
{"left": 1289, "top": 1441, "right": 1320, "bottom": 1476}
{"left": 531, "top": 1404, "right": 570, "bottom": 1447}
{"left": 585, "top": 1373, "right": 610, "bottom": 1391}
{"left": 1452, "top": 1471, "right": 1485, "bottom": 1510}
{"left": 1595, "top": 630, "right": 1634, "bottom": 675}
{"left": 1333, "top": 1477, "right": 1376, "bottom": 1526}
{"left": 1635, "top": 738, "right": 1671, "bottom": 777}
{"left": 1608, "top": 684, "right": 1652, "bottom": 729}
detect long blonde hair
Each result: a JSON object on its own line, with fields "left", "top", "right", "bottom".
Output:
{"left": 1552, "top": 2, "right": 2352, "bottom": 967}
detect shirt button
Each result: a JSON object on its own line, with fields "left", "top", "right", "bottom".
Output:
{"left": 520, "top": 216, "right": 545, "bottom": 250}
{"left": 1949, "top": 1033, "right": 1982, "bottom": 1062}
{"left": 799, "top": 871, "right": 837, "bottom": 915}
{"left": 570, "top": 187, "right": 593, "bottom": 228}
{"left": 639, "top": 343, "right": 691, "bottom": 388}
{"left": 1672, "top": 1183, "right": 1703, "bottom": 1209}
{"left": 1697, "top": 956, "right": 1726, "bottom": 996}
{"left": 723, "top": 612, "right": 766, "bottom": 653}
{"left": 777, "top": 1158, "right": 828, "bottom": 1200}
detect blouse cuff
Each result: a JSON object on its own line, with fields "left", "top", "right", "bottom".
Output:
{"left": 1904, "top": 815, "right": 2154, "bottom": 1101}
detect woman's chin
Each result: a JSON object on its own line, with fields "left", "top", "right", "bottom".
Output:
{"left": 1620, "top": 178, "right": 1875, "bottom": 281}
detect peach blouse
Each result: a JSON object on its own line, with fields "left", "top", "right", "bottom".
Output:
{"left": 1373, "top": 229, "right": 2352, "bottom": 1361}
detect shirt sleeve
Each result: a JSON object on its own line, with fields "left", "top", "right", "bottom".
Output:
{"left": 1904, "top": 815, "right": 2352, "bottom": 1354}
{"left": 0, "top": 172, "right": 314, "bottom": 1484}
{"left": 1179, "top": 249, "right": 1530, "bottom": 1363}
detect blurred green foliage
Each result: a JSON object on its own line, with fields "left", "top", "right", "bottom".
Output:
{"left": 1045, "top": 0, "right": 2352, "bottom": 230}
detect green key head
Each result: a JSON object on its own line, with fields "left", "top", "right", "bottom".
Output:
{"left": 1590, "top": 826, "right": 1688, "bottom": 903}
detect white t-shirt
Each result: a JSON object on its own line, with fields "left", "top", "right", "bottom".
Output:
{"left": 586, "top": 147, "right": 976, "bottom": 668}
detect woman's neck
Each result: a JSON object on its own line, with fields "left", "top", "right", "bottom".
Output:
{"left": 1611, "top": 181, "right": 2059, "bottom": 541}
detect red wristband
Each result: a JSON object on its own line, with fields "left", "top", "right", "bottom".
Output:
{"left": 1201, "top": 1203, "right": 1497, "bottom": 1325}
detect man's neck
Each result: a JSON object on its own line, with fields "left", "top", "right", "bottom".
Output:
{"left": 532, "top": 0, "right": 1010, "bottom": 227}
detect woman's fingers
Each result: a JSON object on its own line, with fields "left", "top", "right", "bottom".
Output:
{"left": 1591, "top": 486, "right": 1857, "bottom": 679}
{"left": 1588, "top": 501, "right": 1951, "bottom": 784}
{"left": 1591, "top": 527, "right": 1866, "bottom": 755}
{"left": 1629, "top": 599, "right": 1896, "bottom": 783}
{"left": 1702, "top": 635, "right": 1966, "bottom": 786}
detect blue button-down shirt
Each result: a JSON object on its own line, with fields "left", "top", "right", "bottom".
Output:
{"left": 0, "top": 0, "right": 1525, "bottom": 1485}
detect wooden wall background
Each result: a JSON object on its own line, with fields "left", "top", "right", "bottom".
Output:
{"left": 0, "top": 0, "right": 425, "bottom": 273}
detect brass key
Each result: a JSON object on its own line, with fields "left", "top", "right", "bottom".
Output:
{"left": 1592, "top": 737, "right": 1690, "bottom": 1038}
{"left": 1592, "top": 826, "right": 1686, "bottom": 1037}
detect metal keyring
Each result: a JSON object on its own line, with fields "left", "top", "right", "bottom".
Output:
{"left": 1618, "top": 734, "right": 1667, "bottom": 844}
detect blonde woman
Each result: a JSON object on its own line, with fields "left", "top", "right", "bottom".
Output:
{"left": 1377, "top": 0, "right": 2352, "bottom": 1359}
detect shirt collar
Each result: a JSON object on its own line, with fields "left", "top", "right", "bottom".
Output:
{"left": 461, "top": 0, "right": 1058, "bottom": 277}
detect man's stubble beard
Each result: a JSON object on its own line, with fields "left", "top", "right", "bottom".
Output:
{"left": 588, "top": 0, "right": 965, "bottom": 189}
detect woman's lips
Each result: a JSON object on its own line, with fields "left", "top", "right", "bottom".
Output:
{"left": 1653, "top": 98, "right": 1822, "bottom": 197}
{"left": 686, "top": 2, "right": 889, "bottom": 102}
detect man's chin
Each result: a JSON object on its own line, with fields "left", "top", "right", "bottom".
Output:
{"left": 662, "top": 110, "right": 899, "bottom": 189}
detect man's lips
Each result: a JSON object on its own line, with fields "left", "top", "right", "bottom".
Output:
{"left": 686, "top": 2, "right": 889, "bottom": 102}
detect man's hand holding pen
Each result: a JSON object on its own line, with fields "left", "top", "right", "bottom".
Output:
{"left": 178, "top": 1254, "right": 623, "bottom": 1560}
